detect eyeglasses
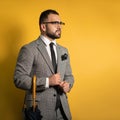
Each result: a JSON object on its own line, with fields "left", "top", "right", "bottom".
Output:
{"left": 42, "top": 21, "right": 65, "bottom": 25}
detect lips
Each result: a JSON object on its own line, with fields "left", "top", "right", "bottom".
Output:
{"left": 56, "top": 30, "right": 61, "bottom": 34}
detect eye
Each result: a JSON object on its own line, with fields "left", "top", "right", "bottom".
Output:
{"left": 51, "top": 21, "right": 59, "bottom": 25}
{"left": 55, "top": 22, "right": 59, "bottom": 24}
{"left": 42, "top": 21, "right": 65, "bottom": 25}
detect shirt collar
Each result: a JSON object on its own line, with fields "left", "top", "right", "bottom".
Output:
{"left": 40, "top": 35, "right": 57, "bottom": 46}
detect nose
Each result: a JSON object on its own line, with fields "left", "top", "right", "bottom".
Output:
{"left": 57, "top": 24, "right": 62, "bottom": 29}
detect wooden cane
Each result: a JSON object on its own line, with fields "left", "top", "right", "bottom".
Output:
{"left": 32, "top": 75, "right": 36, "bottom": 112}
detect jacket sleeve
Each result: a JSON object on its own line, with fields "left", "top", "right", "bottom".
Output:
{"left": 63, "top": 49, "right": 74, "bottom": 91}
{"left": 14, "top": 45, "right": 46, "bottom": 91}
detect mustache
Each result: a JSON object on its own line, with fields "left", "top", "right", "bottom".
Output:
{"left": 55, "top": 29, "right": 61, "bottom": 32}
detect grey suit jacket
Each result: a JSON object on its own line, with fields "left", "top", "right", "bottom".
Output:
{"left": 14, "top": 37, "right": 74, "bottom": 120}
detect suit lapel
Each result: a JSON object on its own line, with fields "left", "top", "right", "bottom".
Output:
{"left": 36, "top": 38, "right": 54, "bottom": 73}
{"left": 56, "top": 45, "right": 63, "bottom": 73}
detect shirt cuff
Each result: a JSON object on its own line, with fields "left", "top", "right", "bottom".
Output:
{"left": 45, "top": 77, "right": 49, "bottom": 88}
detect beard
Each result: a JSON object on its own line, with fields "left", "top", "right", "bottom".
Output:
{"left": 46, "top": 30, "right": 61, "bottom": 39}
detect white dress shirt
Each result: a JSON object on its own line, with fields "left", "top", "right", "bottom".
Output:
{"left": 40, "top": 35, "right": 57, "bottom": 88}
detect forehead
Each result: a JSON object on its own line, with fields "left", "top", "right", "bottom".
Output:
{"left": 47, "top": 14, "right": 61, "bottom": 21}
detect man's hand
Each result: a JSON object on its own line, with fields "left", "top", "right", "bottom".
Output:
{"left": 49, "top": 73, "right": 61, "bottom": 86}
{"left": 60, "top": 81, "right": 70, "bottom": 93}
{"left": 49, "top": 74, "right": 70, "bottom": 93}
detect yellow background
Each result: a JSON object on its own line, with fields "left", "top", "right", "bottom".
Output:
{"left": 0, "top": 0, "right": 120, "bottom": 120}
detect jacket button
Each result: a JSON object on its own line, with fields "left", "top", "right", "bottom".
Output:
{"left": 53, "top": 94, "right": 56, "bottom": 97}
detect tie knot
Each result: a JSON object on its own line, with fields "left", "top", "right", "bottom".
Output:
{"left": 50, "top": 42, "right": 54, "bottom": 47}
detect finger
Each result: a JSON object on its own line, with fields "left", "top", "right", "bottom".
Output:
{"left": 56, "top": 73, "right": 61, "bottom": 77}
{"left": 55, "top": 72, "right": 60, "bottom": 75}
{"left": 59, "top": 81, "right": 65, "bottom": 87}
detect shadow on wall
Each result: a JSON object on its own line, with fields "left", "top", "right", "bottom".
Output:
{"left": 0, "top": 17, "right": 25, "bottom": 120}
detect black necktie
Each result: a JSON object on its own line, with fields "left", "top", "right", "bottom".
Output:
{"left": 49, "top": 42, "right": 61, "bottom": 110}
{"left": 49, "top": 42, "right": 57, "bottom": 73}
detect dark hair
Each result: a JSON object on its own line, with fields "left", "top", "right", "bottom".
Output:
{"left": 39, "top": 9, "right": 59, "bottom": 25}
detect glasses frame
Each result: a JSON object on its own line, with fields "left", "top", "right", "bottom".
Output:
{"left": 42, "top": 21, "right": 65, "bottom": 25}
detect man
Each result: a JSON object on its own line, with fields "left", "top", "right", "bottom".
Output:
{"left": 14, "top": 9, "right": 74, "bottom": 120}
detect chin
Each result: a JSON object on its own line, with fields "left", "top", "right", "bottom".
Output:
{"left": 56, "top": 36, "right": 61, "bottom": 39}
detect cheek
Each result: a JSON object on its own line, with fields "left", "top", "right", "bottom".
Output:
{"left": 47, "top": 26, "right": 56, "bottom": 33}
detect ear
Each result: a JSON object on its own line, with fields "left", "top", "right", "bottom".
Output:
{"left": 40, "top": 24, "right": 46, "bottom": 32}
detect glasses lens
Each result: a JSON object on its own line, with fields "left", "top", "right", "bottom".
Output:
{"left": 43, "top": 21, "right": 65, "bottom": 25}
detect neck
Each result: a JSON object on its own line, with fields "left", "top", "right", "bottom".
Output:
{"left": 41, "top": 34, "right": 54, "bottom": 41}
